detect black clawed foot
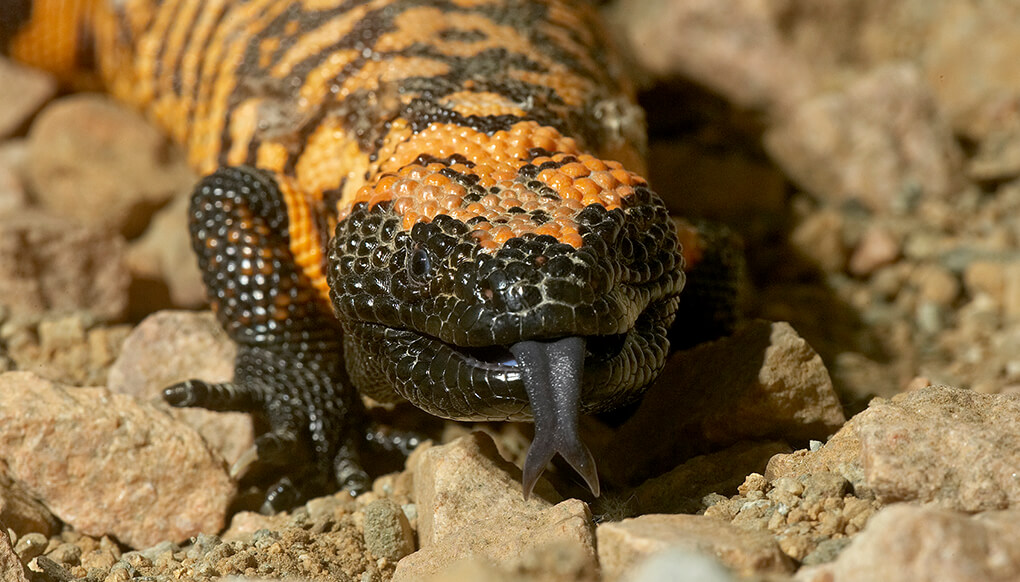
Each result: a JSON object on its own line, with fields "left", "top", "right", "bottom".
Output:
{"left": 510, "top": 337, "right": 601, "bottom": 499}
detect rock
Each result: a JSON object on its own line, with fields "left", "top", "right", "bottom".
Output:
{"left": 0, "top": 525, "right": 28, "bottom": 582}
{"left": 770, "top": 386, "right": 1020, "bottom": 510}
{"left": 766, "top": 424, "right": 865, "bottom": 494}
{"left": 392, "top": 432, "right": 597, "bottom": 581}
{"left": 625, "top": 441, "right": 791, "bottom": 516}
{"left": 0, "top": 372, "right": 235, "bottom": 548}
{"left": 966, "top": 120, "right": 1020, "bottom": 183}
{"left": 963, "top": 260, "right": 1020, "bottom": 318}
{"left": 125, "top": 190, "right": 206, "bottom": 309}
{"left": 362, "top": 499, "right": 415, "bottom": 562}
{"left": 916, "top": 1, "right": 1020, "bottom": 140}
{"left": 0, "top": 210, "right": 129, "bottom": 321}
{"left": 0, "top": 154, "right": 28, "bottom": 216}
{"left": 422, "top": 542, "right": 597, "bottom": 582}
{"left": 107, "top": 311, "right": 251, "bottom": 466}
{"left": 609, "top": 0, "right": 814, "bottom": 112}
{"left": 602, "top": 320, "right": 845, "bottom": 485}
{"left": 764, "top": 64, "right": 963, "bottom": 212}
{"left": 790, "top": 209, "right": 847, "bottom": 273}
{"left": 25, "top": 94, "right": 194, "bottom": 238}
{"left": 848, "top": 226, "right": 900, "bottom": 277}
{"left": 797, "top": 504, "right": 1020, "bottom": 582}
{"left": 622, "top": 549, "right": 738, "bottom": 582}
{"left": 0, "top": 471, "right": 59, "bottom": 538}
{"left": 596, "top": 514, "right": 794, "bottom": 581}
{"left": 853, "top": 386, "right": 1020, "bottom": 511}
{"left": 909, "top": 263, "right": 959, "bottom": 306}
{"left": 0, "top": 58, "right": 56, "bottom": 139}
{"left": 3, "top": 313, "right": 132, "bottom": 387}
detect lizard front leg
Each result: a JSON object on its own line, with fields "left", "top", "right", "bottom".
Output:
{"left": 163, "top": 166, "right": 370, "bottom": 513}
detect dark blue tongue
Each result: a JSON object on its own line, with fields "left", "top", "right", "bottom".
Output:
{"left": 509, "top": 336, "right": 600, "bottom": 498}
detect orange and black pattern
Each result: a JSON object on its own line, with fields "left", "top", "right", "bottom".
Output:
{"left": 5, "top": 0, "right": 692, "bottom": 506}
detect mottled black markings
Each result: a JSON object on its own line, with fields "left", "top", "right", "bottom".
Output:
{"left": 188, "top": 0, "right": 620, "bottom": 172}
{"left": 437, "top": 27, "right": 488, "bottom": 43}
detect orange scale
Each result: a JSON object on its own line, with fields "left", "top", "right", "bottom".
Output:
{"left": 508, "top": 146, "right": 528, "bottom": 160}
{"left": 562, "top": 231, "right": 583, "bottom": 248}
{"left": 479, "top": 238, "right": 499, "bottom": 251}
{"left": 394, "top": 179, "right": 418, "bottom": 196}
{"left": 465, "top": 202, "right": 486, "bottom": 215}
{"left": 490, "top": 168, "right": 517, "bottom": 182}
{"left": 560, "top": 162, "right": 590, "bottom": 178}
{"left": 417, "top": 184, "right": 440, "bottom": 200}
{"left": 470, "top": 221, "right": 492, "bottom": 232}
{"left": 590, "top": 172, "right": 619, "bottom": 190}
{"left": 420, "top": 200, "right": 439, "bottom": 218}
{"left": 561, "top": 186, "right": 585, "bottom": 202}
{"left": 393, "top": 197, "right": 413, "bottom": 215}
{"left": 607, "top": 169, "right": 632, "bottom": 185}
{"left": 489, "top": 226, "right": 514, "bottom": 245}
{"left": 499, "top": 197, "right": 521, "bottom": 209}
{"left": 573, "top": 177, "right": 600, "bottom": 198}
{"left": 439, "top": 194, "right": 462, "bottom": 210}
{"left": 605, "top": 160, "right": 624, "bottom": 170}
{"left": 375, "top": 174, "right": 400, "bottom": 191}
{"left": 533, "top": 223, "right": 562, "bottom": 238}
{"left": 579, "top": 156, "right": 606, "bottom": 172}
{"left": 616, "top": 185, "right": 635, "bottom": 199}
{"left": 401, "top": 212, "right": 420, "bottom": 230}
{"left": 547, "top": 173, "right": 574, "bottom": 191}
{"left": 368, "top": 192, "right": 392, "bottom": 208}
{"left": 480, "top": 194, "right": 501, "bottom": 208}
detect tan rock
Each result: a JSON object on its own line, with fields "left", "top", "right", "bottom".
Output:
{"left": 597, "top": 514, "right": 794, "bottom": 581}
{"left": 392, "top": 432, "right": 596, "bottom": 581}
{"left": 628, "top": 441, "right": 791, "bottom": 516}
{"left": 848, "top": 226, "right": 900, "bottom": 276}
{"left": 910, "top": 263, "right": 959, "bottom": 306}
{"left": 770, "top": 386, "right": 1020, "bottom": 510}
{"left": 765, "top": 64, "right": 963, "bottom": 212}
{"left": 25, "top": 94, "right": 194, "bottom": 238}
{"left": 0, "top": 372, "right": 235, "bottom": 548}
{"left": 0, "top": 210, "right": 129, "bottom": 321}
{"left": 0, "top": 522, "right": 28, "bottom": 582}
{"left": 797, "top": 504, "right": 1020, "bottom": 582}
{"left": 603, "top": 320, "right": 845, "bottom": 485}
{"left": 766, "top": 423, "right": 865, "bottom": 494}
{"left": 3, "top": 313, "right": 132, "bottom": 387}
{"left": 610, "top": 0, "right": 813, "bottom": 112}
{"left": 107, "top": 310, "right": 251, "bottom": 466}
{"left": 964, "top": 260, "right": 1020, "bottom": 318}
{"left": 0, "top": 58, "right": 56, "bottom": 139}
{"left": 0, "top": 158, "right": 27, "bottom": 216}
{"left": 125, "top": 191, "right": 206, "bottom": 308}
{"left": 0, "top": 471, "right": 59, "bottom": 538}
{"left": 790, "top": 209, "right": 847, "bottom": 273}
{"left": 854, "top": 386, "right": 1020, "bottom": 511}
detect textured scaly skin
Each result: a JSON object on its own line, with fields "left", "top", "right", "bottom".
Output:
{"left": 5, "top": 0, "right": 686, "bottom": 508}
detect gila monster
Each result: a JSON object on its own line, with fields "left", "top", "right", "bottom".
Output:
{"left": 3, "top": 0, "right": 737, "bottom": 510}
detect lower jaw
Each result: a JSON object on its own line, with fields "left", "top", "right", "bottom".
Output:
{"left": 341, "top": 318, "right": 669, "bottom": 422}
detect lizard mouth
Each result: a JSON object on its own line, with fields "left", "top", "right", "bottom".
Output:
{"left": 342, "top": 298, "right": 675, "bottom": 495}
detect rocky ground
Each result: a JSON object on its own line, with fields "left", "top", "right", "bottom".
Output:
{"left": 1, "top": 0, "right": 1019, "bottom": 581}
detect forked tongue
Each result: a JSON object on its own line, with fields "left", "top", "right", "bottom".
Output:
{"left": 509, "top": 336, "right": 600, "bottom": 499}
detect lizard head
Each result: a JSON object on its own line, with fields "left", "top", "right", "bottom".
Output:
{"left": 328, "top": 143, "right": 683, "bottom": 497}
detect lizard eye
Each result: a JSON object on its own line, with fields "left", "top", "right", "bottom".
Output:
{"left": 409, "top": 246, "right": 432, "bottom": 282}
